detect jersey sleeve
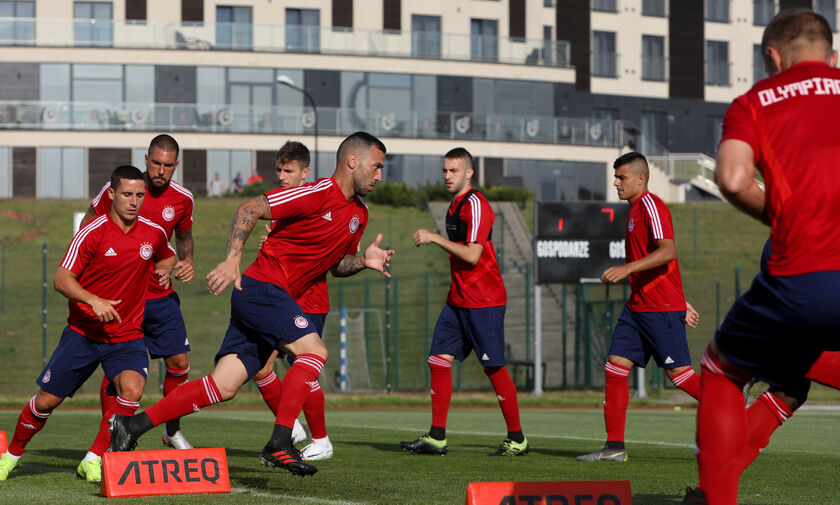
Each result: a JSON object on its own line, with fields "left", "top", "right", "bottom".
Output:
{"left": 60, "top": 223, "right": 99, "bottom": 275}
{"left": 643, "top": 197, "right": 675, "bottom": 241}
{"left": 90, "top": 182, "right": 112, "bottom": 215}
{"left": 461, "top": 194, "right": 494, "bottom": 244}
{"left": 175, "top": 191, "right": 195, "bottom": 232}
{"left": 720, "top": 95, "right": 761, "bottom": 165}
{"left": 265, "top": 184, "right": 324, "bottom": 221}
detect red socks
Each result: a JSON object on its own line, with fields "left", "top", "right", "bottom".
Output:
{"left": 428, "top": 355, "right": 453, "bottom": 430}
{"left": 696, "top": 349, "right": 749, "bottom": 505}
{"left": 144, "top": 376, "right": 222, "bottom": 426}
{"left": 739, "top": 391, "right": 791, "bottom": 472}
{"left": 89, "top": 396, "right": 139, "bottom": 456}
{"left": 604, "top": 361, "right": 631, "bottom": 443}
{"left": 100, "top": 375, "right": 116, "bottom": 416}
{"left": 670, "top": 368, "right": 701, "bottom": 400}
{"left": 303, "top": 381, "right": 327, "bottom": 439}
{"left": 163, "top": 366, "right": 190, "bottom": 397}
{"left": 484, "top": 366, "right": 522, "bottom": 432}
{"left": 8, "top": 396, "right": 50, "bottom": 456}
{"left": 255, "top": 371, "right": 283, "bottom": 416}
{"left": 274, "top": 354, "right": 325, "bottom": 428}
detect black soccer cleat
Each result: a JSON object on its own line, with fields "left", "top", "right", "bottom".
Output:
{"left": 399, "top": 434, "right": 448, "bottom": 455}
{"left": 680, "top": 486, "right": 707, "bottom": 505}
{"left": 260, "top": 445, "right": 318, "bottom": 476}
{"left": 108, "top": 414, "right": 138, "bottom": 452}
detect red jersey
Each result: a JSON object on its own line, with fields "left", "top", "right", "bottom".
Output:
{"left": 624, "top": 191, "right": 685, "bottom": 312}
{"left": 245, "top": 178, "right": 367, "bottom": 300}
{"left": 61, "top": 214, "right": 175, "bottom": 343}
{"left": 92, "top": 180, "right": 194, "bottom": 299}
{"left": 267, "top": 217, "right": 330, "bottom": 314}
{"left": 721, "top": 61, "right": 840, "bottom": 276}
{"left": 445, "top": 190, "right": 506, "bottom": 308}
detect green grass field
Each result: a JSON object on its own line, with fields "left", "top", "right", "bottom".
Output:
{"left": 1, "top": 405, "right": 838, "bottom": 504}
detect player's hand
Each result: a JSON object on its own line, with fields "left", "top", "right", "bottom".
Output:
{"left": 363, "top": 233, "right": 395, "bottom": 278}
{"left": 172, "top": 259, "right": 195, "bottom": 283}
{"left": 206, "top": 259, "right": 241, "bottom": 295}
{"left": 413, "top": 229, "right": 436, "bottom": 247}
{"left": 601, "top": 265, "right": 630, "bottom": 284}
{"left": 89, "top": 297, "right": 122, "bottom": 323}
{"left": 258, "top": 235, "right": 267, "bottom": 250}
{"left": 685, "top": 301, "right": 699, "bottom": 329}
{"left": 155, "top": 268, "right": 172, "bottom": 290}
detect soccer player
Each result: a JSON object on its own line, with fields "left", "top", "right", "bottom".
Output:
{"left": 109, "top": 132, "right": 394, "bottom": 477}
{"left": 0, "top": 165, "right": 175, "bottom": 481}
{"left": 81, "top": 134, "right": 196, "bottom": 464}
{"left": 401, "top": 147, "right": 528, "bottom": 457}
{"left": 254, "top": 140, "right": 334, "bottom": 461}
{"left": 693, "top": 9, "right": 840, "bottom": 504}
{"left": 576, "top": 152, "right": 700, "bottom": 463}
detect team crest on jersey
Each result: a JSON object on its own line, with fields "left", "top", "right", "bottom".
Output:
{"left": 349, "top": 216, "right": 360, "bottom": 233}
{"left": 294, "top": 315, "right": 309, "bottom": 329}
{"left": 628, "top": 218, "right": 634, "bottom": 232}
{"left": 162, "top": 205, "right": 176, "bottom": 222}
{"left": 139, "top": 242, "right": 153, "bottom": 260}
{"left": 42, "top": 369, "right": 51, "bottom": 383}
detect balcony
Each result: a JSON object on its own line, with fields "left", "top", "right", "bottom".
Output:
{"left": 0, "top": 17, "right": 571, "bottom": 68}
{"left": 0, "top": 100, "right": 636, "bottom": 148}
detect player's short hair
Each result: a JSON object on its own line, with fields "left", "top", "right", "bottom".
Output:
{"left": 762, "top": 9, "right": 833, "bottom": 56}
{"left": 148, "top": 134, "right": 180, "bottom": 159}
{"left": 110, "top": 165, "right": 144, "bottom": 189}
{"left": 614, "top": 151, "right": 648, "bottom": 170}
{"left": 275, "top": 141, "right": 310, "bottom": 167}
{"left": 337, "top": 131, "right": 386, "bottom": 162}
{"left": 444, "top": 147, "right": 474, "bottom": 169}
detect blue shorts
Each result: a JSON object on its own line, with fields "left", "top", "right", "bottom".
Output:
{"left": 142, "top": 292, "right": 191, "bottom": 359}
{"left": 216, "top": 275, "right": 320, "bottom": 378}
{"left": 609, "top": 307, "right": 691, "bottom": 369}
{"left": 430, "top": 304, "right": 507, "bottom": 367}
{"left": 716, "top": 270, "right": 840, "bottom": 391}
{"left": 282, "top": 313, "right": 326, "bottom": 366}
{"left": 37, "top": 327, "right": 148, "bottom": 398}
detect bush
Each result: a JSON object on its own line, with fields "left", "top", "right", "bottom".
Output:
{"left": 365, "top": 181, "right": 422, "bottom": 208}
{"left": 237, "top": 180, "right": 276, "bottom": 197}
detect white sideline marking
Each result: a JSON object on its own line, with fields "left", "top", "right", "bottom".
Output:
{"left": 231, "top": 487, "right": 368, "bottom": 505}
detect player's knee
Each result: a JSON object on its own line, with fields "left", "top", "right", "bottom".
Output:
{"left": 164, "top": 353, "right": 189, "bottom": 370}
{"left": 118, "top": 382, "right": 144, "bottom": 402}
{"left": 33, "top": 391, "right": 63, "bottom": 413}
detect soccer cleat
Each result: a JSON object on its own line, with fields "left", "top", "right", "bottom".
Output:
{"left": 488, "top": 437, "right": 529, "bottom": 456}
{"left": 76, "top": 457, "right": 102, "bottom": 483}
{"left": 575, "top": 447, "right": 628, "bottom": 462}
{"left": 399, "top": 434, "right": 448, "bottom": 455}
{"left": 301, "top": 440, "right": 334, "bottom": 461}
{"left": 108, "top": 414, "right": 138, "bottom": 452}
{"left": 162, "top": 430, "right": 193, "bottom": 450}
{"left": 680, "top": 486, "right": 707, "bottom": 505}
{"left": 260, "top": 445, "right": 317, "bottom": 476}
{"left": 0, "top": 454, "right": 20, "bottom": 481}
{"left": 292, "top": 418, "right": 309, "bottom": 446}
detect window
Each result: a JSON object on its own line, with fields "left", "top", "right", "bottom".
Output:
{"left": 74, "top": 2, "right": 113, "bottom": 47}
{"left": 216, "top": 5, "right": 252, "bottom": 50}
{"left": 706, "top": 115, "right": 723, "bottom": 155}
{"left": 642, "top": 0, "right": 665, "bottom": 17}
{"left": 593, "top": 0, "right": 617, "bottom": 12}
{"left": 411, "top": 15, "right": 441, "bottom": 58}
{"left": 0, "top": 1, "right": 34, "bottom": 46}
{"left": 753, "top": 0, "right": 775, "bottom": 26}
{"left": 817, "top": 0, "right": 836, "bottom": 32}
{"left": 543, "top": 0, "right": 555, "bottom": 6}
{"left": 706, "top": 0, "right": 729, "bottom": 23}
{"left": 286, "top": 8, "right": 320, "bottom": 53}
{"left": 38, "top": 148, "right": 85, "bottom": 199}
{"left": 706, "top": 40, "right": 729, "bottom": 86}
{"left": 542, "top": 25, "right": 554, "bottom": 64}
{"left": 753, "top": 44, "right": 769, "bottom": 83}
{"left": 470, "top": 19, "right": 498, "bottom": 61}
{"left": 0, "top": 147, "right": 9, "bottom": 198}
{"left": 642, "top": 35, "right": 665, "bottom": 81}
{"left": 640, "top": 111, "right": 667, "bottom": 156}
{"left": 592, "top": 31, "right": 617, "bottom": 78}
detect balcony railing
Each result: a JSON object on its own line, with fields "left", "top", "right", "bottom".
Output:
{"left": 0, "top": 17, "right": 571, "bottom": 67}
{"left": 0, "top": 100, "right": 639, "bottom": 147}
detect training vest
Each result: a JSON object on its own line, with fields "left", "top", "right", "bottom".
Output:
{"left": 445, "top": 189, "right": 491, "bottom": 243}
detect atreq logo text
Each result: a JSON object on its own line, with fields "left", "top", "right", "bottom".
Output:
{"left": 497, "top": 495, "right": 624, "bottom": 505}
{"left": 117, "top": 458, "right": 222, "bottom": 485}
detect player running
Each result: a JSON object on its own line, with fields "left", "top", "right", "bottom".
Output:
{"left": 109, "top": 132, "right": 394, "bottom": 477}
{"left": 0, "top": 166, "right": 175, "bottom": 481}
{"left": 576, "top": 152, "right": 700, "bottom": 463}
{"left": 401, "top": 147, "right": 528, "bottom": 457}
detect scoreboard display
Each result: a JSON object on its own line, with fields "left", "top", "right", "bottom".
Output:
{"left": 534, "top": 202, "right": 629, "bottom": 284}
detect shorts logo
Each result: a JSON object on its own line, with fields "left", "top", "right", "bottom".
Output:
{"left": 628, "top": 218, "right": 634, "bottom": 232}
{"left": 481, "top": 353, "right": 490, "bottom": 361}
{"left": 139, "top": 242, "right": 153, "bottom": 260}
{"left": 42, "top": 369, "right": 51, "bottom": 383}
{"left": 162, "top": 206, "right": 176, "bottom": 222}
{"left": 294, "top": 316, "right": 309, "bottom": 329}
{"left": 349, "top": 216, "right": 360, "bottom": 233}
{"left": 664, "top": 356, "right": 674, "bottom": 364}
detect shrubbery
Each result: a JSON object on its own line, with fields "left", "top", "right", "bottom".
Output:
{"left": 365, "top": 181, "right": 534, "bottom": 208}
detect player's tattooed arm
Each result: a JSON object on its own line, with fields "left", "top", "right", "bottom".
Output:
{"left": 331, "top": 255, "right": 365, "bottom": 277}
{"left": 331, "top": 233, "right": 395, "bottom": 278}
{"left": 174, "top": 228, "right": 195, "bottom": 282}
{"left": 225, "top": 195, "right": 271, "bottom": 258}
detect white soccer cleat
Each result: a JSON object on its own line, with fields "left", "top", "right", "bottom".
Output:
{"left": 301, "top": 438, "right": 334, "bottom": 461}
{"left": 292, "top": 418, "right": 309, "bottom": 445}
{"left": 162, "top": 430, "right": 194, "bottom": 450}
